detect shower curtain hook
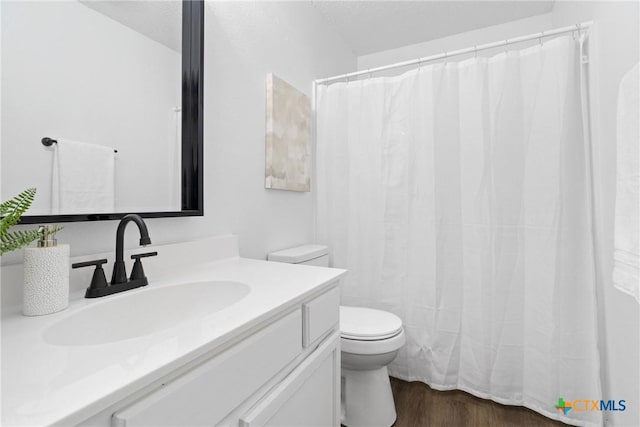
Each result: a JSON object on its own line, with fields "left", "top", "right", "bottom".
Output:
{"left": 444, "top": 51, "right": 448, "bottom": 65}
{"left": 539, "top": 31, "right": 545, "bottom": 46}
{"left": 474, "top": 45, "right": 478, "bottom": 58}
{"left": 368, "top": 69, "right": 372, "bottom": 80}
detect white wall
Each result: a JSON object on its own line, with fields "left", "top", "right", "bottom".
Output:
{"left": 357, "top": 13, "right": 553, "bottom": 74}
{"left": 1, "top": 1, "right": 181, "bottom": 215}
{"left": 357, "top": 3, "right": 639, "bottom": 426}
{"left": 200, "top": 0, "right": 354, "bottom": 260}
{"left": 1, "top": 1, "right": 355, "bottom": 268}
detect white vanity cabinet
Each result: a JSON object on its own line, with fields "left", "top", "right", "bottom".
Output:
{"left": 80, "top": 286, "right": 340, "bottom": 427}
{"left": 2, "top": 237, "right": 347, "bottom": 427}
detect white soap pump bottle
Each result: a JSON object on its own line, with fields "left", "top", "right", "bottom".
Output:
{"left": 23, "top": 225, "right": 70, "bottom": 316}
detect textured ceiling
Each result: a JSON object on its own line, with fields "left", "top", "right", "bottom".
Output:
{"left": 78, "top": 1, "right": 554, "bottom": 58}
{"left": 80, "top": 1, "right": 181, "bottom": 53}
{"left": 311, "top": 0, "right": 555, "bottom": 55}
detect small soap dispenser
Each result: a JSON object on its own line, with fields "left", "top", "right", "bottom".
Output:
{"left": 23, "top": 226, "right": 70, "bottom": 316}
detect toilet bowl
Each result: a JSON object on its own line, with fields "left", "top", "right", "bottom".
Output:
{"left": 267, "top": 245, "right": 406, "bottom": 427}
{"left": 340, "top": 306, "right": 405, "bottom": 427}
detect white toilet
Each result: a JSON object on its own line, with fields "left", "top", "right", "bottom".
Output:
{"left": 268, "top": 245, "right": 406, "bottom": 427}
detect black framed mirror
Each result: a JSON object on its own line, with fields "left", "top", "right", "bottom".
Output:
{"left": 12, "top": 0, "right": 204, "bottom": 224}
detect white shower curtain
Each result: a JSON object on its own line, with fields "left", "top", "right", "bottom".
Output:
{"left": 316, "top": 35, "right": 601, "bottom": 426}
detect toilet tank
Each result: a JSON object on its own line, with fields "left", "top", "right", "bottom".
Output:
{"left": 267, "top": 245, "right": 329, "bottom": 267}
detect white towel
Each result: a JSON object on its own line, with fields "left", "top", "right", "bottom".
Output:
{"left": 613, "top": 62, "right": 640, "bottom": 303}
{"left": 52, "top": 139, "right": 115, "bottom": 214}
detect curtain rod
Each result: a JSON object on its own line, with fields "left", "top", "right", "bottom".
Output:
{"left": 315, "top": 21, "right": 593, "bottom": 85}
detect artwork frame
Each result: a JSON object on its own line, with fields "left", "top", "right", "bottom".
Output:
{"left": 265, "top": 73, "right": 311, "bottom": 192}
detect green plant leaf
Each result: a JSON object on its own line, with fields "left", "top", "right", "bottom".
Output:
{"left": 0, "top": 225, "right": 64, "bottom": 255}
{"left": 0, "top": 230, "right": 41, "bottom": 255}
{"left": 0, "top": 188, "right": 36, "bottom": 238}
{"left": 0, "top": 188, "right": 65, "bottom": 255}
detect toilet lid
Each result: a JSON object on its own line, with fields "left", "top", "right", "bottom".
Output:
{"left": 340, "top": 306, "right": 403, "bottom": 341}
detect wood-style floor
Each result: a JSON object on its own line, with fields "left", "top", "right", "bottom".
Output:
{"left": 390, "top": 378, "right": 567, "bottom": 427}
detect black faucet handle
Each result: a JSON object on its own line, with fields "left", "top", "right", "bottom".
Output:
{"left": 131, "top": 251, "right": 158, "bottom": 260}
{"left": 130, "top": 251, "right": 157, "bottom": 281}
{"left": 72, "top": 258, "right": 108, "bottom": 269}
{"left": 72, "top": 259, "right": 109, "bottom": 296}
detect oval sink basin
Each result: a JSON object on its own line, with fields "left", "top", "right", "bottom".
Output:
{"left": 43, "top": 281, "right": 250, "bottom": 346}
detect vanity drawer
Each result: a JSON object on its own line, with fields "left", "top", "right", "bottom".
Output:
{"left": 111, "top": 309, "right": 302, "bottom": 427}
{"left": 239, "top": 332, "right": 340, "bottom": 427}
{"left": 303, "top": 286, "right": 340, "bottom": 347}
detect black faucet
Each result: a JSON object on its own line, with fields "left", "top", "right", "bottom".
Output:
{"left": 72, "top": 214, "right": 157, "bottom": 298}
{"left": 111, "top": 214, "right": 152, "bottom": 284}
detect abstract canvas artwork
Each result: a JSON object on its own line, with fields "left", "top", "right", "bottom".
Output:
{"left": 265, "top": 73, "right": 311, "bottom": 192}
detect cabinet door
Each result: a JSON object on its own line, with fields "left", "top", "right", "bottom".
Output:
{"left": 303, "top": 287, "right": 340, "bottom": 347}
{"left": 239, "top": 332, "right": 340, "bottom": 427}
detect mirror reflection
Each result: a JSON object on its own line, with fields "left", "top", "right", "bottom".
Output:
{"left": 2, "top": 0, "right": 183, "bottom": 215}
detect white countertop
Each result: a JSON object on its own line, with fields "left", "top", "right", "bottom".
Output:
{"left": 1, "top": 239, "right": 345, "bottom": 426}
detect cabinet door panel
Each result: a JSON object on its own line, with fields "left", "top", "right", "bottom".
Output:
{"left": 240, "top": 332, "right": 340, "bottom": 427}
{"left": 112, "top": 310, "right": 302, "bottom": 427}
{"left": 303, "top": 287, "right": 340, "bottom": 347}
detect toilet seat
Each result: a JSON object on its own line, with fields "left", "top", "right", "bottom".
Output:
{"left": 341, "top": 329, "right": 406, "bottom": 355}
{"left": 340, "top": 306, "right": 405, "bottom": 355}
{"left": 340, "top": 306, "right": 403, "bottom": 340}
